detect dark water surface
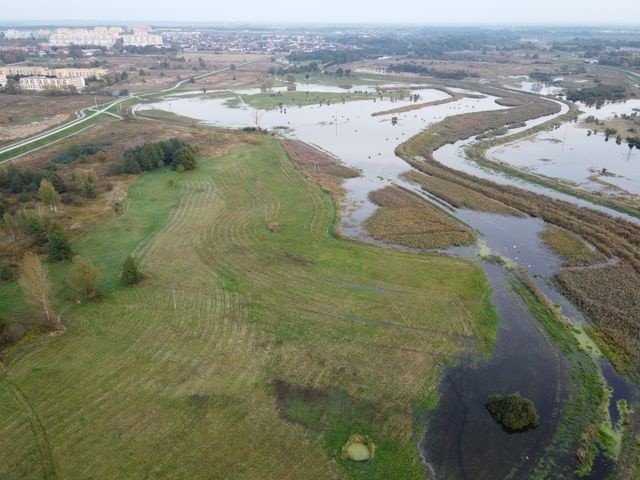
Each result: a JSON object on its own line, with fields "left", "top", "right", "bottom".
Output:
{"left": 422, "top": 264, "right": 568, "bottom": 480}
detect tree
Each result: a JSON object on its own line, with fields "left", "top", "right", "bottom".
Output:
{"left": 121, "top": 255, "right": 142, "bottom": 285}
{"left": 19, "top": 253, "right": 57, "bottom": 329}
{"left": 70, "top": 256, "right": 100, "bottom": 299}
{"left": 1, "top": 212, "right": 23, "bottom": 242}
{"left": 74, "top": 169, "right": 98, "bottom": 198}
{"left": 38, "top": 179, "right": 60, "bottom": 212}
{"left": 48, "top": 230, "right": 73, "bottom": 262}
{"left": 171, "top": 147, "right": 197, "bottom": 171}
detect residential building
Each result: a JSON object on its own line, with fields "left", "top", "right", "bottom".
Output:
{"left": 18, "top": 76, "right": 85, "bottom": 91}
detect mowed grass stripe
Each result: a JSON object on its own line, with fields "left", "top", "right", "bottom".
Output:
{"left": 0, "top": 135, "right": 497, "bottom": 479}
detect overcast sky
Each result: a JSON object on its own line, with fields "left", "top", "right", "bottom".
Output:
{"left": 2, "top": 0, "right": 639, "bottom": 25}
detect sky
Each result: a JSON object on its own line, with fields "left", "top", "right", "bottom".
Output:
{"left": 1, "top": 0, "right": 639, "bottom": 25}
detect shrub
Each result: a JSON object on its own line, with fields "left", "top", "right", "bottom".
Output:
{"left": 0, "top": 264, "right": 15, "bottom": 281}
{"left": 171, "top": 146, "right": 197, "bottom": 171}
{"left": 48, "top": 230, "right": 73, "bottom": 262}
{"left": 121, "top": 255, "right": 142, "bottom": 285}
{"left": 26, "top": 217, "right": 49, "bottom": 245}
{"left": 486, "top": 392, "right": 539, "bottom": 432}
{"left": 69, "top": 255, "right": 100, "bottom": 299}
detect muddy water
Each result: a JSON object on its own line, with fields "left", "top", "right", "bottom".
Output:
{"left": 138, "top": 86, "right": 633, "bottom": 479}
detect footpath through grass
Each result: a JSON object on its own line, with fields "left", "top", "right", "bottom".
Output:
{"left": 0, "top": 135, "right": 497, "bottom": 479}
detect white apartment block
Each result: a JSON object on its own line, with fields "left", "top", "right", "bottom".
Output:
{"left": 0, "top": 66, "right": 107, "bottom": 90}
{"left": 49, "top": 27, "right": 124, "bottom": 48}
{"left": 47, "top": 26, "right": 163, "bottom": 48}
{"left": 3, "top": 29, "right": 33, "bottom": 40}
{"left": 18, "top": 76, "right": 86, "bottom": 91}
{"left": 122, "top": 33, "right": 163, "bottom": 47}
{"left": 0, "top": 66, "right": 107, "bottom": 80}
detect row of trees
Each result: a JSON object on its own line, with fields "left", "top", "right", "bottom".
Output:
{"left": 566, "top": 85, "right": 626, "bottom": 107}
{"left": 0, "top": 164, "right": 66, "bottom": 195}
{"left": 387, "top": 63, "right": 477, "bottom": 80}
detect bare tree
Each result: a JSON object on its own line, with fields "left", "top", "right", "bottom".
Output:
{"left": 19, "top": 253, "right": 58, "bottom": 330}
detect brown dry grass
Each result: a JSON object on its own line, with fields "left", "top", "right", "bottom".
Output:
{"left": 364, "top": 186, "right": 475, "bottom": 249}
{"left": 109, "top": 52, "right": 271, "bottom": 92}
{"left": 540, "top": 226, "right": 607, "bottom": 267}
{"left": 371, "top": 93, "right": 463, "bottom": 117}
{"left": 403, "top": 170, "right": 522, "bottom": 216}
{"left": 0, "top": 94, "right": 108, "bottom": 125}
{"left": 556, "top": 265, "right": 640, "bottom": 375}
{"left": 0, "top": 94, "right": 111, "bottom": 145}
{"left": 282, "top": 139, "right": 359, "bottom": 199}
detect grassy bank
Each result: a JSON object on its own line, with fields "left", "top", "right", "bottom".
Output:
{"left": 0, "top": 134, "right": 498, "bottom": 479}
{"left": 509, "top": 270, "right": 623, "bottom": 478}
{"left": 225, "top": 89, "right": 409, "bottom": 110}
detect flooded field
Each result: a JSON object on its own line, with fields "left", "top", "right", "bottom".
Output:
{"left": 138, "top": 83, "right": 634, "bottom": 479}
{"left": 488, "top": 100, "right": 640, "bottom": 196}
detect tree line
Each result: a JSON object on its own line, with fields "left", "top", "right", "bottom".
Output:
{"left": 110, "top": 138, "right": 198, "bottom": 174}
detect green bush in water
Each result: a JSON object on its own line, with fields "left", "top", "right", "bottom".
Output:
{"left": 486, "top": 392, "right": 540, "bottom": 432}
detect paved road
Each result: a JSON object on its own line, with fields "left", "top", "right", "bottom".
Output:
{"left": 0, "top": 58, "right": 266, "bottom": 164}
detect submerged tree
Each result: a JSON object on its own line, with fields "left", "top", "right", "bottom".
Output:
{"left": 121, "top": 255, "right": 142, "bottom": 285}
{"left": 19, "top": 252, "right": 57, "bottom": 329}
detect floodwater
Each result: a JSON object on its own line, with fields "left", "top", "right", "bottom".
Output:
{"left": 138, "top": 84, "right": 634, "bottom": 479}
{"left": 423, "top": 264, "right": 568, "bottom": 480}
{"left": 488, "top": 100, "right": 640, "bottom": 196}
{"left": 504, "top": 75, "right": 565, "bottom": 96}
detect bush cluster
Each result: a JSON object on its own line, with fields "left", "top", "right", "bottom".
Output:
{"left": 111, "top": 138, "right": 198, "bottom": 174}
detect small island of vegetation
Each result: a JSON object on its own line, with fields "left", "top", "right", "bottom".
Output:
{"left": 486, "top": 392, "right": 540, "bottom": 432}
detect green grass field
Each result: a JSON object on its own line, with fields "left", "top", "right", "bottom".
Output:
{"left": 0, "top": 135, "right": 497, "bottom": 479}
{"left": 225, "top": 90, "right": 409, "bottom": 110}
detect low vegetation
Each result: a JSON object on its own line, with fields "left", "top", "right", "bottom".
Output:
{"left": 281, "top": 139, "right": 359, "bottom": 199}
{"left": 540, "top": 226, "right": 607, "bottom": 267}
{"left": 556, "top": 266, "right": 640, "bottom": 376}
{"left": 509, "top": 272, "right": 617, "bottom": 478}
{"left": 403, "top": 170, "right": 522, "bottom": 216}
{"left": 364, "top": 185, "right": 475, "bottom": 249}
{"left": 486, "top": 392, "right": 540, "bottom": 432}
{"left": 0, "top": 133, "right": 498, "bottom": 479}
